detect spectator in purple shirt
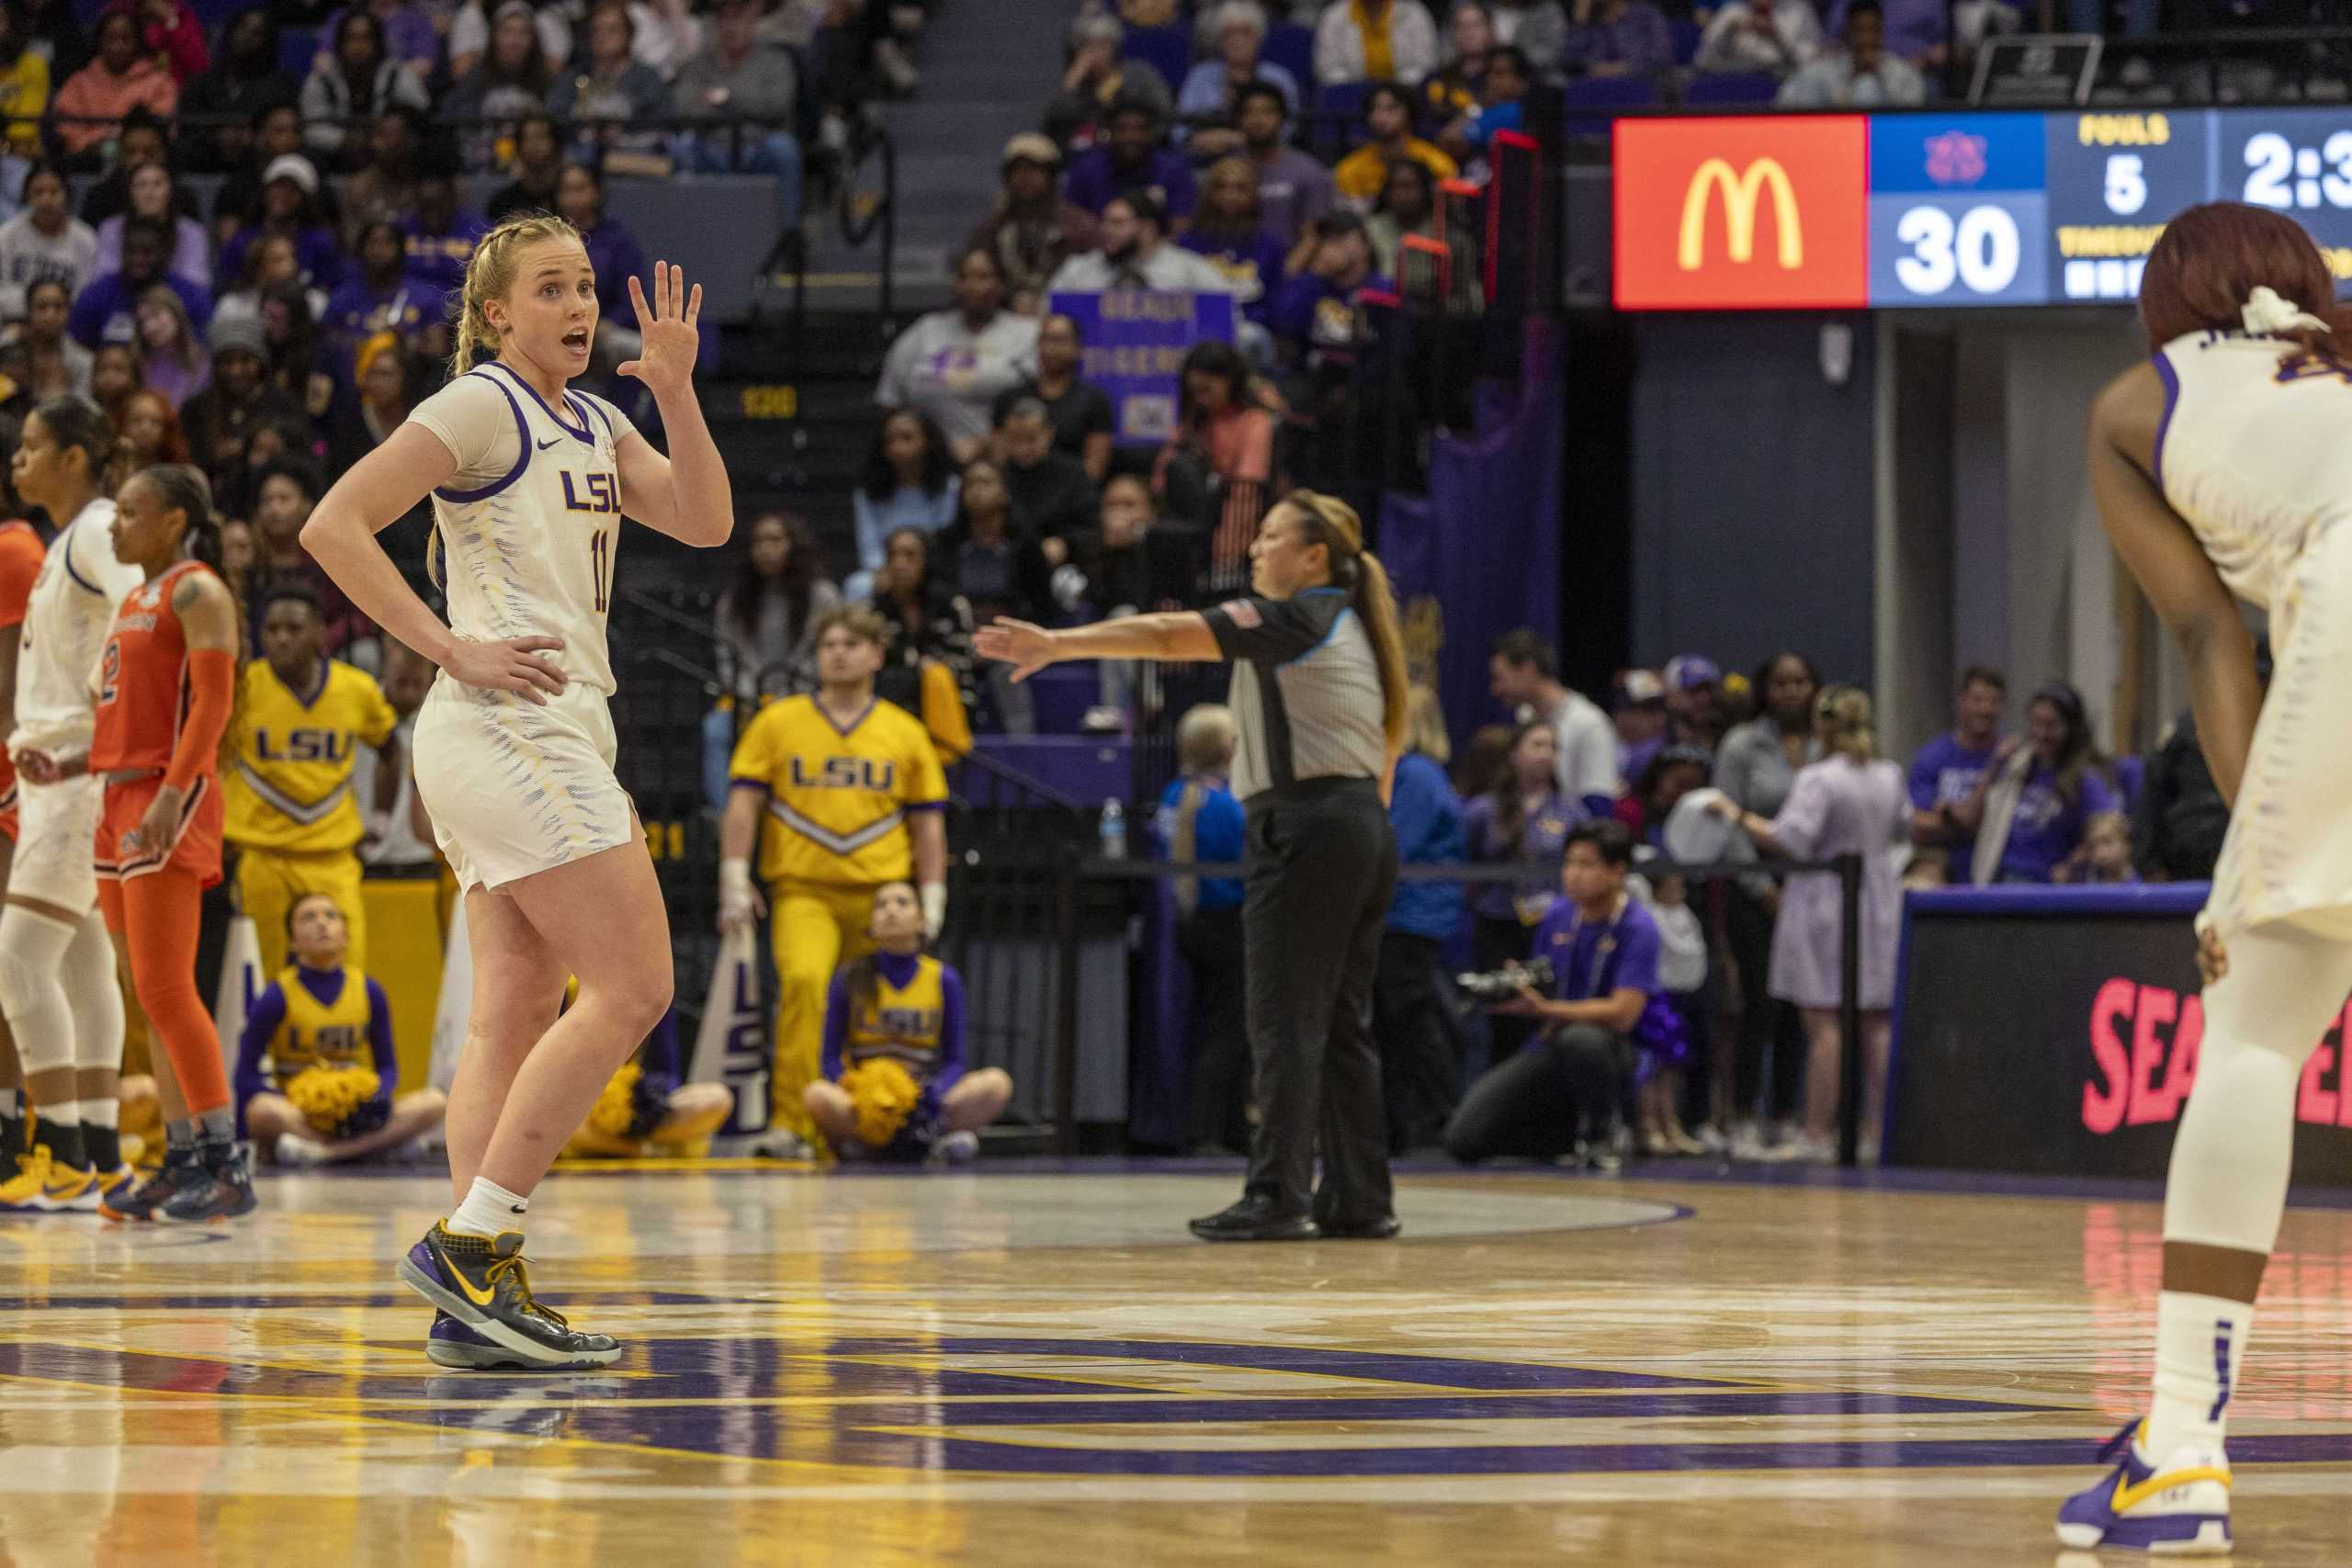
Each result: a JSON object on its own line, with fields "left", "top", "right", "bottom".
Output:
{"left": 1560, "top": 0, "right": 1677, "bottom": 76}
{"left": 398, "top": 167, "right": 492, "bottom": 295}
{"left": 1269, "top": 211, "right": 1392, "bottom": 374}
{"left": 1951, "top": 680, "right": 2119, "bottom": 886}
{"left": 1445, "top": 820, "right": 1661, "bottom": 1166}
{"left": 1180, "top": 157, "right": 1289, "bottom": 327}
{"left": 68, "top": 216, "right": 211, "bottom": 348}
{"left": 1906, "top": 663, "right": 2006, "bottom": 885}
{"left": 322, "top": 220, "right": 447, "bottom": 374}
{"left": 1062, "top": 93, "right": 1199, "bottom": 224}
{"left": 1230, "top": 81, "right": 1336, "bottom": 266}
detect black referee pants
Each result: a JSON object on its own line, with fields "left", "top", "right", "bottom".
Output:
{"left": 1242, "top": 779, "right": 1398, "bottom": 1225}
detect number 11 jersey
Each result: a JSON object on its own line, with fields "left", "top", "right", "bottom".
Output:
{"left": 409, "top": 359, "right": 637, "bottom": 695}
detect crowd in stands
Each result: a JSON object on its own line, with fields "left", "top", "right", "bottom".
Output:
{"left": 1151, "top": 625, "right": 2227, "bottom": 1170}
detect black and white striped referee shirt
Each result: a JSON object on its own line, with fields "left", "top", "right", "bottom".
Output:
{"left": 1202, "top": 587, "right": 1387, "bottom": 803}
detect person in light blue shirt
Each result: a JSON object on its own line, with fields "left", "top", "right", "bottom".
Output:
{"left": 1375, "top": 691, "right": 1466, "bottom": 1153}
{"left": 848, "top": 409, "right": 961, "bottom": 602}
{"left": 1156, "top": 705, "right": 1250, "bottom": 1153}
{"left": 1178, "top": 1, "right": 1303, "bottom": 130}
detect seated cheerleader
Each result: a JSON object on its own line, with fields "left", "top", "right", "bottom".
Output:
{"left": 562, "top": 1000, "right": 734, "bottom": 1159}
{"left": 236, "top": 893, "right": 448, "bottom": 1166}
{"left": 804, "top": 881, "right": 1012, "bottom": 1162}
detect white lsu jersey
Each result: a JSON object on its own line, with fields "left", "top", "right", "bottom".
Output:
{"left": 409, "top": 360, "right": 639, "bottom": 696}
{"left": 2152, "top": 329, "right": 2352, "bottom": 618}
{"left": 11, "top": 497, "right": 141, "bottom": 755}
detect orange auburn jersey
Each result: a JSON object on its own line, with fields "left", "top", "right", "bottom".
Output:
{"left": 90, "top": 559, "right": 221, "bottom": 775}
{"left": 0, "top": 519, "right": 42, "bottom": 806}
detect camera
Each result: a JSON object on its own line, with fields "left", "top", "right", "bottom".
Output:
{"left": 1454, "top": 956, "right": 1554, "bottom": 1001}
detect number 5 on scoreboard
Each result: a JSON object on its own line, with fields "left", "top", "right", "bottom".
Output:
{"left": 590, "top": 528, "right": 612, "bottom": 614}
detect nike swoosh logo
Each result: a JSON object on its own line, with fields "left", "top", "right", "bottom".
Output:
{"left": 2110, "top": 1465, "right": 2233, "bottom": 1514}
{"left": 443, "top": 1252, "right": 501, "bottom": 1307}
{"left": 537, "top": 436, "right": 562, "bottom": 450}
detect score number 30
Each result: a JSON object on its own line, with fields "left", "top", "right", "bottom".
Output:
{"left": 1891, "top": 204, "right": 2022, "bottom": 297}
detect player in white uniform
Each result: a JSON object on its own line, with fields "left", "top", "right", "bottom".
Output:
{"left": 2059, "top": 202, "right": 2352, "bottom": 1554}
{"left": 0, "top": 397, "right": 140, "bottom": 1214}
{"left": 302, "top": 215, "right": 732, "bottom": 1370}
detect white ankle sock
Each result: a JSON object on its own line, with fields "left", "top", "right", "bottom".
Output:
{"left": 447, "top": 1177, "right": 529, "bottom": 1239}
{"left": 2146, "top": 1291, "right": 2251, "bottom": 1457}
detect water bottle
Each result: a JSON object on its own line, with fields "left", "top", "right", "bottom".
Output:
{"left": 1099, "top": 798, "right": 1127, "bottom": 861}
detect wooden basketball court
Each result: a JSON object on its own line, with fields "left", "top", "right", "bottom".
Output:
{"left": 4, "top": 1162, "right": 2349, "bottom": 1565}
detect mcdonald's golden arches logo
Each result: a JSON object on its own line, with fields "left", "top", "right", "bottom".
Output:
{"left": 1679, "top": 158, "right": 1804, "bottom": 271}
{"left": 1612, "top": 117, "right": 1868, "bottom": 310}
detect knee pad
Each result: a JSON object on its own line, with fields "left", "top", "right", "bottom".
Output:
{"left": 0, "top": 908, "right": 77, "bottom": 1072}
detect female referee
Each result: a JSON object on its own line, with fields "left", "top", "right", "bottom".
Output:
{"left": 977, "top": 491, "right": 1408, "bottom": 1241}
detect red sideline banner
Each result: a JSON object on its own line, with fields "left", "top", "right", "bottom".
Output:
{"left": 1886, "top": 885, "right": 2352, "bottom": 1182}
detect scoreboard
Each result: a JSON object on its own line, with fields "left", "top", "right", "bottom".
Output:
{"left": 1613, "top": 107, "right": 2352, "bottom": 310}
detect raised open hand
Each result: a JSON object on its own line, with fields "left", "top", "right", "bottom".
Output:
{"left": 617, "top": 261, "right": 702, "bottom": 399}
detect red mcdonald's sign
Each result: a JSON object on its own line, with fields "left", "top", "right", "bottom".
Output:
{"left": 1614, "top": 117, "right": 1870, "bottom": 310}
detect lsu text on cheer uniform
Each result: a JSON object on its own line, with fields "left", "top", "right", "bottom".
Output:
{"left": 728, "top": 694, "right": 947, "bottom": 1134}
{"left": 405, "top": 361, "right": 640, "bottom": 893}
{"left": 225, "top": 657, "right": 398, "bottom": 973}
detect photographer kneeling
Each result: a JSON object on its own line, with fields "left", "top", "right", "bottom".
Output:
{"left": 1445, "top": 820, "right": 1661, "bottom": 1168}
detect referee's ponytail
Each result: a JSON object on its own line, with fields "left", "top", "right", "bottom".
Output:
{"left": 1283, "top": 491, "right": 1410, "bottom": 757}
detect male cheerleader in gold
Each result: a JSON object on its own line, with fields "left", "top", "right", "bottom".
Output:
{"left": 720, "top": 606, "right": 947, "bottom": 1151}
{"left": 224, "top": 584, "right": 399, "bottom": 975}
{"left": 234, "top": 893, "right": 447, "bottom": 1165}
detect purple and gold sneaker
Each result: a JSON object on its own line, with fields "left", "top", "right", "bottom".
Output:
{"left": 425, "top": 1311, "right": 541, "bottom": 1371}
{"left": 2055, "top": 1420, "right": 2233, "bottom": 1556}
{"left": 397, "top": 1224, "right": 621, "bottom": 1370}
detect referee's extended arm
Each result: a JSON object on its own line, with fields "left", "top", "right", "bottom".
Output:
{"left": 973, "top": 614, "right": 1222, "bottom": 682}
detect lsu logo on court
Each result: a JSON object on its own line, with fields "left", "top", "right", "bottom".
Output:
{"left": 1612, "top": 117, "right": 1868, "bottom": 310}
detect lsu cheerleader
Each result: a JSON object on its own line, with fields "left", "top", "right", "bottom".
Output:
{"left": 28, "top": 465, "right": 249, "bottom": 1223}
{"left": 0, "top": 482, "right": 42, "bottom": 1167}
{"left": 301, "top": 219, "right": 730, "bottom": 1370}
{"left": 2058, "top": 203, "right": 2352, "bottom": 1553}
{"left": 236, "top": 892, "right": 448, "bottom": 1167}
{"left": 805, "top": 881, "right": 1012, "bottom": 1162}
{"left": 0, "top": 399, "right": 141, "bottom": 1215}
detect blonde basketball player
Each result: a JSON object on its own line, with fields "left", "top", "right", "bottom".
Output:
{"left": 2058, "top": 202, "right": 2352, "bottom": 1554}
{"left": 301, "top": 220, "right": 731, "bottom": 1371}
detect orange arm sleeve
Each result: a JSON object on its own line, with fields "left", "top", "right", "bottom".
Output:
{"left": 163, "top": 649, "right": 235, "bottom": 795}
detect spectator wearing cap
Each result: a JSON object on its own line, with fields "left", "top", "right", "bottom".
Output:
{"left": 668, "top": 0, "right": 805, "bottom": 230}
{"left": 300, "top": 7, "right": 430, "bottom": 167}
{"left": 1487, "top": 628, "right": 1618, "bottom": 817}
{"left": 1776, "top": 0, "right": 1924, "bottom": 105}
{"left": 1661, "top": 653, "right": 1726, "bottom": 751}
{"left": 1045, "top": 12, "right": 1173, "bottom": 155}
{"left": 1335, "top": 81, "right": 1459, "bottom": 208}
{"left": 1062, "top": 95, "right": 1199, "bottom": 224}
{"left": 1906, "top": 664, "right": 2005, "bottom": 886}
{"left": 107, "top": 0, "right": 209, "bottom": 85}
{"left": 1696, "top": 0, "right": 1824, "bottom": 75}
{"left": 1046, "top": 192, "right": 1236, "bottom": 295}
{"left": 990, "top": 313, "right": 1115, "bottom": 483}
{"left": 997, "top": 397, "right": 1099, "bottom": 557}
{"left": 966, "top": 134, "right": 1100, "bottom": 312}
{"left": 1267, "top": 211, "right": 1389, "bottom": 376}
{"left": 1315, "top": 0, "right": 1442, "bottom": 85}
{"left": 0, "top": 163, "right": 96, "bottom": 322}
{"left": 876, "top": 247, "right": 1040, "bottom": 463}
{"left": 92, "top": 162, "right": 211, "bottom": 290}
{"left": 50, "top": 8, "right": 178, "bottom": 159}
{"left": 1229, "top": 82, "right": 1336, "bottom": 265}
{"left": 181, "top": 311, "right": 306, "bottom": 488}
{"left": 211, "top": 104, "right": 315, "bottom": 245}
{"left": 1612, "top": 669, "right": 1667, "bottom": 789}
{"left": 398, "top": 168, "right": 492, "bottom": 294}
{"left": 1179, "top": 2, "right": 1303, "bottom": 141}
{"left": 67, "top": 215, "right": 210, "bottom": 349}
{"left": 219, "top": 154, "right": 345, "bottom": 298}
